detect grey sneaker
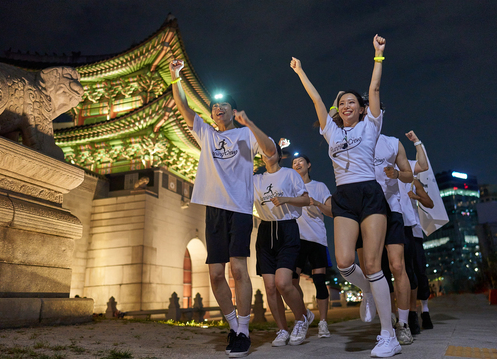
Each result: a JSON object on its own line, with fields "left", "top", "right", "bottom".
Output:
{"left": 318, "top": 320, "right": 331, "bottom": 338}
{"left": 391, "top": 313, "right": 397, "bottom": 327}
{"left": 289, "top": 316, "right": 309, "bottom": 345}
{"left": 395, "top": 322, "right": 413, "bottom": 345}
{"left": 271, "top": 329, "right": 290, "bottom": 347}
{"left": 306, "top": 309, "right": 315, "bottom": 324}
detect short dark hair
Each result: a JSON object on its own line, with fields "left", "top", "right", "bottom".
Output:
{"left": 292, "top": 154, "right": 311, "bottom": 179}
{"left": 209, "top": 94, "right": 237, "bottom": 111}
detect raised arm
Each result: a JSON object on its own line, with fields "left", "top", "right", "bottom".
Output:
{"left": 409, "top": 179, "right": 434, "bottom": 208}
{"left": 169, "top": 60, "right": 196, "bottom": 128}
{"left": 235, "top": 111, "right": 276, "bottom": 157}
{"left": 406, "top": 131, "right": 429, "bottom": 174}
{"left": 271, "top": 192, "right": 310, "bottom": 207}
{"left": 309, "top": 196, "right": 333, "bottom": 218}
{"left": 385, "top": 140, "right": 414, "bottom": 184}
{"left": 368, "top": 35, "right": 386, "bottom": 118}
{"left": 290, "top": 57, "right": 328, "bottom": 130}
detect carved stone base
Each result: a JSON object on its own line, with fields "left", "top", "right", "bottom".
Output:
{"left": 0, "top": 138, "right": 93, "bottom": 328}
{"left": 0, "top": 298, "right": 94, "bottom": 329}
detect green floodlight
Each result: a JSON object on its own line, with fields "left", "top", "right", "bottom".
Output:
{"left": 214, "top": 94, "right": 224, "bottom": 99}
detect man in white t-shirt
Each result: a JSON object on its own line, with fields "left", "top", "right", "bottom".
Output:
{"left": 170, "top": 60, "right": 276, "bottom": 358}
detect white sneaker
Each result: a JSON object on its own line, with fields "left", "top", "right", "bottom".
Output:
{"left": 360, "top": 292, "right": 376, "bottom": 322}
{"left": 289, "top": 316, "right": 309, "bottom": 345}
{"left": 272, "top": 329, "right": 290, "bottom": 347}
{"left": 318, "top": 320, "right": 331, "bottom": 338}
{"left": 371, "top": 330, "right": 402, "bottom": 357}
{"left": 395, "top": 322, "right": 413, "bottom": 345}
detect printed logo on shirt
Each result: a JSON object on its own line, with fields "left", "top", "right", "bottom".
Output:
{"left": 212, "top": 139, "right": 238, "bottom": 159}
{"left": 331, "top": 137, "right": 362, "bottom": 157}
{"left": 373, "top": 157, "right": 386, "bottom": 166}
{"left": 261, "top": 183, "right": 284, "bottom": 205}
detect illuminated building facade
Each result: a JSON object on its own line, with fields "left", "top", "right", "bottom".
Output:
{"left": 423, "top": 171, "right": 481, "bottom": 292}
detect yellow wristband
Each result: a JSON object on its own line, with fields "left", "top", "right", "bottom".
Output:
{"left": 330, "top": 106, "right": 338, "bottom": 111}
{"left": 374, "top": 56, "right": 385, "bottom": 62}
{"left": 171, "top": 77, "right": 182, "bottom": 84}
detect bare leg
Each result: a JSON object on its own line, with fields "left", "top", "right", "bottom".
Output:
{"left": 292, "top": 267, "right": 307, "bottom": 314}
{"left": 209, "top": 263, "right": 235, "bottom": 315}
{"left": 275, "top": 268, "right": 306, "bottom": 321}
{"left": 386, "top": 244, "right": 410, "bottom": 314}
{"left": 230, "top": 257, "right": 252, "bottom": 316}
{"left": 262, "top": 274, "right": 288, "bottom": 330}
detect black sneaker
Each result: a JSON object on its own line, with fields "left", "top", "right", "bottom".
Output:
{"left": 421, "top": 312, "right": 434, "bottom": 329}
{"left": 408, "top": 311, "right": 421, "bottom": 335}
{"left": 229, "top": 333, "right": 251, "bottom": 358}
{"left": 225, "top": 329, "right": 237, "bottom": 354}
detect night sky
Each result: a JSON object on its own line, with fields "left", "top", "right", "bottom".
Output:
{"left": 1, "top": 1, "right": 496, "bottom": 187}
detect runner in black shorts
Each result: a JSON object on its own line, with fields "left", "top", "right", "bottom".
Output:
{"left": 253, "top": 143, "right": 310, "bottom": 347}
{"left": 290, "top": 35, "right": 402, "bottom": 357}
{"left": 292, "top": 154, "right": 333, "bottom": 338}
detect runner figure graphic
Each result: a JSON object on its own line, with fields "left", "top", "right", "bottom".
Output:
{"left": 215, "top": 139, "right": 227, "bottom": 153}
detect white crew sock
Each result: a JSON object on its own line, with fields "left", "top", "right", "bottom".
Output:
{"left": 237, "top": 314, "right": 251, "bottom": 337}
{"left": 398, "top": 308, "right": 409, "bottom": 325}
{"left": 367, "top": 270, "right": 394, "bottom": 337}
{"left": 338, "top": 264, "right": 371, "bottom": 293}
{"left": 224, "top": 310, "right": 238, "bottom": 332}
{"left": 421, "top": 299, "right": 429, "bottom": 312}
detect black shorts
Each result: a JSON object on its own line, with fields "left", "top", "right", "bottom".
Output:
{"left": 295, "top": 239, "right": 332, "bottom": 270}
{"left": 403, "top": 226, "right": 418, "bottom": 290}
{"left": 205, "top": 206, "right": 253, "bottom": 264}
{"left": 356, "top": 210, "right": 405, "bottom": 248}
{"left": 332, "top": 180, "right": 388, "bottom": 223}
{"left": 256, "top": 219, "right": 300, "bottom": 275}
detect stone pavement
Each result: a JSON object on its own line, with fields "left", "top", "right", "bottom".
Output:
{"left": 0, "top": 293, "right": 496, "bottom": 358}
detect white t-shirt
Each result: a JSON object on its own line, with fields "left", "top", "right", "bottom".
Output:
{"left": 320, "top": 107, "right": 383, "bottom": 186}
{"left": 296, "top": 180, "right": 331, "bottom": 247}
{"left": 399, "top": 160, "right": 422, "bottom": 237}
{"left": 191, "top": 114, "right": 264, "bottom": 215}
{"left": 374, "top": 135, "right": 402, "bottom": 213}
{"left": 253, "top": 167, "right": 307, "bottom": 222}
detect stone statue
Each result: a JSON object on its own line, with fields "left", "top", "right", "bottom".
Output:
{"left": 0, "top": 63, "right": 83, "bottom": 160}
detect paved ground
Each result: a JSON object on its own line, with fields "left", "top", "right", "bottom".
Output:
{"left": 0, "top": 293, "right": 496, "bottom": 358}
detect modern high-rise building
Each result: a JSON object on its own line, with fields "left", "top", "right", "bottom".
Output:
{"left": 423, "top": 171, "right": 481, "bottom": 292}
{"left": 476, "top": 184, "right": 497, "bottom": 289}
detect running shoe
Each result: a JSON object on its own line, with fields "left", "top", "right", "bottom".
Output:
{"left": 421, "top": 312, "right": 434, "bottom": 329}
{"left": 225, "top": 329, "right": 236, "bottom": 354}
{"left": 306, "top": 308, "right": 315, "bottom": 324}
{"left": 289, "top": 316, "right": 309, "bottom": 345}
{"left": 408, "top": 311, "right": 421, "bottom": 335}
{"left": 390, "top": 313, "right": 397, "bottom": 327}
{"left": 360, "top": 292, "right": 377, "bottom": 322}
{"left": 229, "top": 333, "right": 251, "bottom": 358}
{"left": 272, "top": 329, "right": 290, "bottom": 347}
{"left": 371, "top": 330, "right": 402, "bottom": 358}
{"left": 395, "top": 322, "right": 413, "bottom": 345}
{"left": 318, "top": 320, "right": 331, "bottom": 338}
